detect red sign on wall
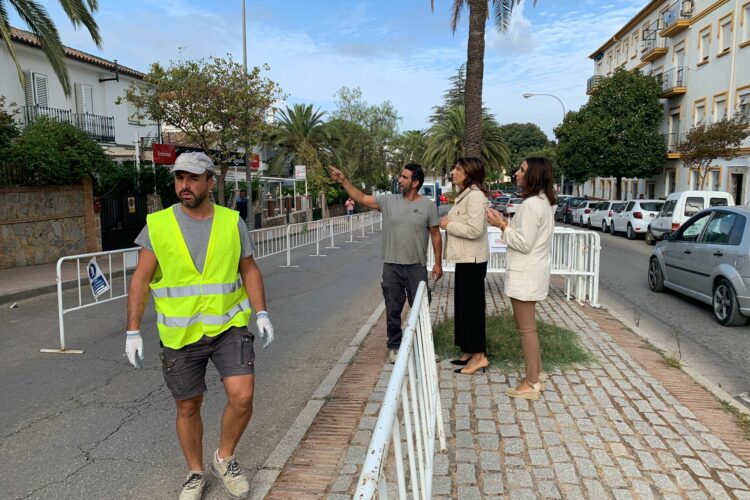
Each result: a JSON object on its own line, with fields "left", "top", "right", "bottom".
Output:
{"left": 153, "top": 144, "right": 177, "bottom": 165}
{"left": 250, "top": 154, "right": 260, "bottom": 169}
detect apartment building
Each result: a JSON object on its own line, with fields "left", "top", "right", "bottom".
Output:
{"left": 0, "top": 28, "right": 158, "bottom": 160}
{"left": 582, "top": 0, "right": 750, "bottom": 203}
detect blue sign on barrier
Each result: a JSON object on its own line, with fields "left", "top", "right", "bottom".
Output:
{"left": 87, "top": 258, "right": 110, "bottom": 298}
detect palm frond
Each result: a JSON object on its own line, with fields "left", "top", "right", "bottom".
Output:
{"left": 56, "top": 0, "right": 101, "bottom": 47}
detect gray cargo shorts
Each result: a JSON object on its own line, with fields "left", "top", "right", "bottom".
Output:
{"left": 160, "top": 326, "right": 255, "bottom": 401}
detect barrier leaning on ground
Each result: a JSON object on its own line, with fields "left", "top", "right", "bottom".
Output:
{"left": 47, "top": 211, "right": 383, "bottom": 353}
{"left": 354, "top": 281, "right": 446, "bottom": 500}
{"left": 428, "top": 227, "right": 601, "bottom": 307}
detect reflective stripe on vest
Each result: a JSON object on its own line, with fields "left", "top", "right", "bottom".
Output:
{"left": 147, "top": 205, "right": 251, "bottom": 349}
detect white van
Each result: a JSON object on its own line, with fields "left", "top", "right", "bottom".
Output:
{"left": 646, "top": 190, "right": 734, "bottom": 244}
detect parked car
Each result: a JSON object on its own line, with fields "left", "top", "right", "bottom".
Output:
{"left": 556, "top": 197, "right": 584, "bottom": 224}
{"left": 492, "top": 196, "right": 511, "bottom": 212}
{"left": 571, "top": 201, "right": 599, "bottom": 227}
{"left": 440, "top": 193, "right": 448, "bottom": 204}
{"left": 504, "top": 198, "right": 523, "bottom": 216}
{"left": 611, "top": 199, "right": 664, "bottom": 239}
{"left": 588, "top": 200, "right": 625, "bottom": 232}
{"left": 488, "top": 190, "right": 505, "bottom": 199}
{"left": 647, "top": 191, "right": 734, "bottom": 245}
{"left": 648, "top": 206, "right": 750, "bottom": 326}
{"left": 554, "top": 195, "right": 574, "bottom": 222}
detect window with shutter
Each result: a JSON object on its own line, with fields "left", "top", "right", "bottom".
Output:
{"left": 23, "top": 70, "right": 33, "bottom": 106}
{"left": 83, "top": 84, "right": 94, "bottom": 114}
{"left": 33, "top": 74, "right": 48, "bottom": 107}
{"left": 74, "top": 82, "right": 84, "bottom": 113}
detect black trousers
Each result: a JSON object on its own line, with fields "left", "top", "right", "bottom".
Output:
{"left": 382, "top": 263, "right": 428, "bottom": 349}
{"left": 454, "top": 262, "right": 488, "bottom": 353}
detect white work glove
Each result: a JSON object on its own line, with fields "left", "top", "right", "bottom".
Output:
{"left": 255, "top": 311, "right": 274, "bottom": 349}
{"left": 125, "top": 330, "right": 144, "bottom": 369}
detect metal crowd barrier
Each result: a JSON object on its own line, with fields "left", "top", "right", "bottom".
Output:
{"left": 428, "top": 227, "right": 601, "bottom": 307}
{"left": 49, "top": 211, "right": 383, "bottom": 353}
{"left": 354, "top": 281, "right": 446, "bottom": 499}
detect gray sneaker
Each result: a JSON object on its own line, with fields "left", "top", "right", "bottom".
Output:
{"left": 179, "top": 472, "right": 206, "bottom": 500}
{"left": 388, "top": 348, "right": 398, "bottom": 364}
{"left": 212, "top": 452, "right": 250, "bottom": 499}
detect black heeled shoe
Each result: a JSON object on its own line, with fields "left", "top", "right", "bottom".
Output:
{"left": 450, "top": 358, "right": 470, "bottom": 366}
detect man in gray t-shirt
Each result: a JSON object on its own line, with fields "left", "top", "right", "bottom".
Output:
{"left": 329, "top": 163, "right": 442, "bottom": 363}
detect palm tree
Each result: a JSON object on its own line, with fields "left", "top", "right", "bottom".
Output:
{"left": 264, "top": 103, "right": 336, "bottom": 176}
{"left": 430, "top": 0, "right": 534, "bottom": 156}
{"left": 423, "top": 106, "right": 510, "bottom": 182}
{"left": 1, "top": 0, "right": 101, "bottom": 96}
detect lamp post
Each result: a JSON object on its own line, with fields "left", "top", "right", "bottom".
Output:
{"left": 522, "top": 93, "right": 567, "bottom": 194}
{"left": 242, "top": 0, "right": 255, "bottom": 229}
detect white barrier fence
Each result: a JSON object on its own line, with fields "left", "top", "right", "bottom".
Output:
{"left": 428, "top": 227, "right": 602, "bottom": 307}
{"left": 354, "top": 281, "right": 446, "bottom": 499}
{"left": 48, "top": 211, "right": 382, "bottom": 353}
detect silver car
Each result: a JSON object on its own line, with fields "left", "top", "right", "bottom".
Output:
{"left": 648, "top": 206, "right": 750, "bottom": 326}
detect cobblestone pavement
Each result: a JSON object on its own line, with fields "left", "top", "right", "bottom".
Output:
{"left": 333, "top": 274, "right": 750, "bottom": 499}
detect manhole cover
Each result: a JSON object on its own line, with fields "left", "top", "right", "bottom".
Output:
{"left": 735, "top": 392, "right": 750, "bottom": 410}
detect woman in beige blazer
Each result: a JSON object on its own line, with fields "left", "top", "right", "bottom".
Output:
{"left": 487, "top": 157, "right": 556, "bottom": 400}
{"left": 439, "top": 157, "right": 489, "bottom": 375}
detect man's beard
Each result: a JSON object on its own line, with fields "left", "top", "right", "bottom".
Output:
{"left": 180, "top": 190, "right": 207, "bottom": 209}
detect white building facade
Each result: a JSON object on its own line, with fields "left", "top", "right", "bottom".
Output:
{"left": 582, "top": 0, "right": 750, "bottom": 203}
{"left": 0, "top": 28, "right": 158, "bottom": 160}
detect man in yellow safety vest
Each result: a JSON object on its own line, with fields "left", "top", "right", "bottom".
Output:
{"left": 126, "top": 151, "right": 274, "bottom": 500}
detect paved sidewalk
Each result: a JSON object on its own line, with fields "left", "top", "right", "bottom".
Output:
{"left": 294, "top": 273, "right": 750, "bottom": 498}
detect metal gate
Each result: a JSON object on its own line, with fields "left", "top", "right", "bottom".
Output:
{"left": 100, "top": 194, "right": 148, "bottom": 250}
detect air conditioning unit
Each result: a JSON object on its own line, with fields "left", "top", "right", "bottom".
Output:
{"left": 681, "top": 0, "right": 694, "bottom": 17}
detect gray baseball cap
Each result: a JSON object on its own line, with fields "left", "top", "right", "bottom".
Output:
{"left": 171, "top": 151, "right": 216, "bottom": 175}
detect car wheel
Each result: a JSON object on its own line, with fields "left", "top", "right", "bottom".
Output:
{"left": 602, "top": 221, "right": 608, "bottom": 233}
{"left": 713, "top": 279, "right": 748, "bottom": 326}
{"left": 647, "top": 257, "right": 664, "bottom": 292}
{"left": 645, "top": 228, "right": 655, "bottom": 245}
{"left": 587, "top": 218, "right": 592, "bottom": 230}
{"left": 579, "top": 216, "right": 584, "bottom": 226}
{"left": 626, "top": 224, "right": 637, "bottom": 240}
{"left": 610, "top": 221, "right": 617, "bottom": 235}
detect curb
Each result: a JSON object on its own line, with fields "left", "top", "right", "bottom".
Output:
{"left": 599, "top": 295, "right": 750, "bottom": 418}
{"left": 0, "top": 280, "right": 76, "bottom": 306}
{"left": 249, "top": 302, "right": 386, "bottom": 500}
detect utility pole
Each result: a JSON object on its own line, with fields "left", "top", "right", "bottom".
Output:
{"left": 243, "top": 0, "right": 255, "bottom": 229}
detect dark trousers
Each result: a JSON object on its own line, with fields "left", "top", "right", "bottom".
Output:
{"left": 382, "top": 263, "right": 428, "bottom": 349}
{"left": 454, "top": 262, "right": 488, "bottom": 353}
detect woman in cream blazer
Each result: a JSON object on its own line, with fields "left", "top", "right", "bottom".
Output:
{"left": 439, "top": 157, "right": 489, "bottom": 375}
{"left": 487, "top": 157, "right": 556, "bottom": 400}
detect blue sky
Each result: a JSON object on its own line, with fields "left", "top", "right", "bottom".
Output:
{"left": 13, "top": 0, "right": 645, "bottom": 138}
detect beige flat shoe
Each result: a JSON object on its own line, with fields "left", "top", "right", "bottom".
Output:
{"left": 539, "top": 371, "right": 548, "bottom": 391}
{"left": 506, "top": 381, "right": 542, "bottom": 400}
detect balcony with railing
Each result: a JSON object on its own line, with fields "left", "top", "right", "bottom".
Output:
{"left": 655, "top": 66, "right": 688, "bottom": 98}
{"left": 20, "top": 105, "right": 115, "bottom": 143}
{"left": 659, "top": 0, "right": 694, "bottom": 37}
{"left": 641, "top": 21, "right": 667, "bottom": 62}
{"left": 663, "top": 132, "right": 685, "bottom": 158}
{"left": 586, "top": 75, "right": 604, "bottom": 95}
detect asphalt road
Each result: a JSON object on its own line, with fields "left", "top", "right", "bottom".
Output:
{"left": 0, "top": 231, "right": 386, "bottom": 500}
{"left": 568, "top": 221, "right": 750, "bottom": 400}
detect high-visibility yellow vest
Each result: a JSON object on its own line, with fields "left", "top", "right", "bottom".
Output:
{"left": 147, "top": 205, "right": 251, "bottom": 349}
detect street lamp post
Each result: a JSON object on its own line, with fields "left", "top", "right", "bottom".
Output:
{"left": 242, "top": 0, "right": 255, "bottom": 229}
{"left": 522, "top": 93, "right": 567, "bottom": 194}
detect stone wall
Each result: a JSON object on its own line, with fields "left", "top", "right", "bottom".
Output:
{"left": 0, "top": 178, "right": 100, "bottom": 270}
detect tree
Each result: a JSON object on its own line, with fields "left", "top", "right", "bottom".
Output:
{"left": 678, "top": 116, "right": 749, "bottom": 189}
{"left": 2, "top": 0, "right": 101, "bottom": 96}
{"left": 430, "top": 0, "right": 535, "bottom": 156}
{"left": 430, "top": 64, "right": 466, "bottom": 124}
{"left": 263, "top": 103, "right": 338, "bottom": 201}
{"left": 329, "top": 87, "right": 400, "bottom": 191}
{"left": 121, "top": 56, "right": 282, "bottom": 205}
{"left": 391, "top": 130, "right": 428, "bottom": 171}
{"left": 7, "top": 116, "right": 115, "bottom": 188}
{"left": 497, "top": 123, "right": 551, "bottom": 171}
{"left": 0, "top": 96, "right": 19, "bottom": 152}
{"left": 423, "top": 106, "right": 510, "bottom": 181}
{"left": 555, "top": 67, "right": 665, "bottom": 198}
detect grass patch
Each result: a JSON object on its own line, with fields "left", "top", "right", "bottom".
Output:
{"left": 662, "top": 355, "right": 682, "bottom": 369}
{"left": 719, "top": 401, "right": 750, "bottom": 441}
{"left": 433, "top": 310, "right": 593, "bottom": 371}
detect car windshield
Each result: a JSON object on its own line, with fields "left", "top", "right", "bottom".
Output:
{"left": 611, "top": 203, "right": 624, "bottom": 210}
{"left": 510, "top": 198, "right": 523, "bottom": 203}
{"left": 640, "top": 202, "right": 663, "bottom": 211}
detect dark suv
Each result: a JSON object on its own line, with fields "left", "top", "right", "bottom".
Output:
{"left": 555, "top": 197, "right": 584, "bottom": 224}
